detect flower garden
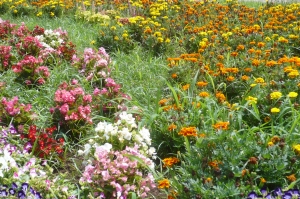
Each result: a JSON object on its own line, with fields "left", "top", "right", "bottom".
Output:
{"left": 1, "top": 0, "right": 300, "bottom": 198}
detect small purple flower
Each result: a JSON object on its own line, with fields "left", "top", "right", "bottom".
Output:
{"left": 34, "top": 192, "right": 42, "bottom": 199}
{"left": 9, "top": 188, "right": 16, "bottom": 195}
{"left": 274, "top": 187, "right": 283, "bottom": 196}
{"left": 21, "top": 183, "right": 29, "bottom": 193}
{"left": 0, "top": 189, "right": 8, "bottom": 197}
{"left": 282, "top": 192, "right": 293, "bottom": 199}
{"left": 18, "top": 190, "right": 26, "bottom": 199}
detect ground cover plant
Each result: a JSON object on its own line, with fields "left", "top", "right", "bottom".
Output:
{"left": 1, "top": 0, "right": 300, "bottom": 198}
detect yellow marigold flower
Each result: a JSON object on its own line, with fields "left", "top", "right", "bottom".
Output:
{"left": 288, "top": 92, "right": 298, "bottom": 98}
{"left": 293, "top": 145, "right": 300, "bottom": 157}
{"left": 114, "top": 36, "right": 119, "bottom": 41}
{"left": 168, "top": 123, "right": 177, "bottom": 131}
{"left": 287, "top": 174, "right": 297, "bottom": 182}
{"left": 50, "top": 12, "right": 55, "bottom": 17}
{"left": 246, "top": 96, "right": 257, "bottom": 104}
{"left": 205, "top": 177, "right": 213, "bottom": 183}
{"left": 110, "top": 26, "right": 117, "bottom": 31}
{"left": 196, "top": 81, "right": 208, "bottom": 87}
{"left": 267, "top": 141, "right": 274, "bottom": 147}
{"left": 265, "top": 36, "right": 271, "bottom": 41}
{"left": 271, "top": 107, "right": 280, "bottom": 113}
{"left": 163, "top": 157, "right": 180, "bottom": 167}
{"left": 199, "top": 91, "right": 209, "bottom": 98}
{"left": 158, "top": 179, "right": 170, "bottom": 189}
{"left": 213, "top": 121, "right": 229, "bottom": 130}
{"left": 178, "top": 127, "right": 197, "bottom": 137}
{"left": 288, "top": 70, "right": 299, "bottom": 78}
{"left": 270, "top": 91, "right": 282, "bottom": 100}
{"left": 157, "top": 37, "right": 164, "bottom": 43}
{"left": 182, "top": 84, "right": 190, "bottom": 91}
{"left": 122, "top": 33, "right": 129, "bottom": 38}
{"left": 250, "top": 84, "right": 257, "bottom": 87}
{"left": 255, "top": 77, "right": 265, "bottom": 84}
{"left": 165, "top": 38, "right": 171, "bottom": 43}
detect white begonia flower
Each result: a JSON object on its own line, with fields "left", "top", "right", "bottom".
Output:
{"left": 118, "top": 111, "right": 137, "bottom": 129}
{"left": 148, "top": 147, "right": 157, "bottom": 159}
{"left": 120, "top": 127, "right": 132, "bottom": 141}
{"left": 83, "top": 144, "right": 92, "bottom": 156}
{"left": 139, "top": 127, "right": 152, "bottom": 145}
{"left": 134, "top": 134, "right": 143, "bottom": 144}
{"left": 95, "top": 121, "right": 107, "bottom": 132}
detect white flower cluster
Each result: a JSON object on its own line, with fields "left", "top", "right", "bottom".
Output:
{"left": 35, "top": 29, "right": 64, "bottom": 49}
{"left": 92, "top": 111, "right": 157, "bottom": 159}
{"left": 0, "top": 149, "right": 17, "bottom": 177}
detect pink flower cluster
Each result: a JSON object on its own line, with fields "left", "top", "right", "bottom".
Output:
{"left": 16, "top": 36, "right": 43, "bottom": 56}
{"left": 0, "top": 45, "right": 12, "bottom": 71}
{"left": 80, "top": 145, "right": 156, "bottom": 199}
{"left": 12, "top": 55, "right": 50, "bottom": 85}
{"left": 0, "top": 96, "right": 34, "bottom": 127}
{"left": 72, "top": 47, "right": 111, "bottom": 81}
{"left": 52, "top": 80, "right": 93, "bottom": 125}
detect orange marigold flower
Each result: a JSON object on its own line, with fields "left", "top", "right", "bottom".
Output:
{"left": 244, "top": 68, "right": 252, "bottom": 73}
{"left": 212, "top": 121, "right": 229, "bottom": 130}
{"left": 215, "top": 92, "right": 226, "bottom": 102}
{"left": 182, "top": 84, "right": 190, "bottom": 91}
{"left": 287, "top": 174, "right": 297, "bottom": 182}
{"left": 178, "top": 127, "right": 197, "bottom": 137}
{"left": 163, "top": 157, "right": 180, "bottom": 167}
{"left": 241, "top": 169, "right": 249, "bottom": 177}
{"left": 266, "top": 60, "right": 278, "bottom": 67}
{"left": 171, "top": 73, "right": 178, "bottom": 79}
{"left": 249, "top": 157, "right": 258, "bottom": 164}
{"left": 248, "top": 48, "right": 255, "bottom": 54}
{"left": 197, "top": 81, "right": 208, "bottom": 87}
{"left": 227, "top": 76, "right": 235, "bottom": 82}
{"left": 208, "top": 160, "right": 220, "bottom": 168}
{"left": 271, "top": 135, "right": 280, "bottom": 143}
{"left": 237, "top": 44, "right": 245, "bottom": 50}
{"left": 168, "top": 123, "right": 177, "bottom": 131}
{"left": 257, "top": 42, "right": 265, "bottom": 48}
{"left": 199, "top": 91, "right": 210, "bottom": 97}
{"left": 159, "top": 98, "right": 169, "bottom": 106}
{"left": 252, "top": 59, "right": 261, "bottom": 67}
{"left": 241, "top": 75, "right": 250, "bottom": 81}
{"left": 158, "top": 179, "right": 170, "bottom": 189}
{"left": 260, "top": 178, "right": 266, "bottom": 183}
{"left": 230, "top": 51, "right": 238, "bottom": 57}
{"left": 198, "top": 133, "right": 206, "bottom": 138}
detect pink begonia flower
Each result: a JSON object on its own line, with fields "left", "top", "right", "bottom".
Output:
{"left": 83, "top": 94, "right": 92, "bottom": 103}
{"left": 101, "top": 170, "right": 110, "bottom": 181}
{"left": 70, "top": 87, "right": 84, "bottom": 96}
{"left": 100, "top": 88, "right": 108, "bottom": 95}
{"left": 35, "top": 66, "right": 50, "bottom": 77}
{"left": 59, "top": 103, "right": 69, "bottom": 115}
{"left": 37, "top": 78, "right": 45, "bottom": 85}
{"left": 105, "top": 78, "right": 116, "bottom": 87}
{"left": 71, "top": 79, "right": 78, "bottom": 85}
{"left": 96, "top": 59, "right": 108, "bottom": 67}
{"left": 93, "top": 88, "right": 101, "bottom": 95}
{"left": 24, "top": 104, "right": 32, "bottom": 112}
{"left": 55, "top": 90, "right": 75, "bottom": 104}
